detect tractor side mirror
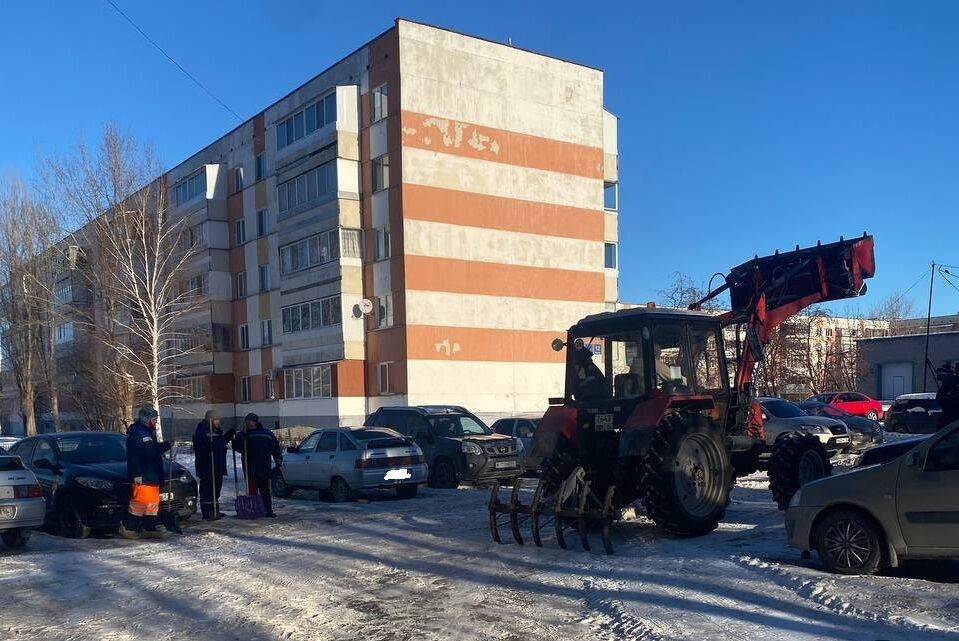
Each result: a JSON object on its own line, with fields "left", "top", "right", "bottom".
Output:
{"left": 551, "top": 338, "right": 565, "bottom": 352}
{"left": 746, "top": 327, "right": 764, "bottom": 362}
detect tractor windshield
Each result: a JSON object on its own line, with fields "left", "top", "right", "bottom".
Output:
{"left": 569, "top": 334, "right": 647, "bottom": 404}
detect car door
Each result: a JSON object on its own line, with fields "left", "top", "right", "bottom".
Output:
{"left": 335, "top": 433, "right": 360, "bottom": 487}
{"left": 515, "top": 420, "right": 537, "bottom": 453}
{"left": 28, "top": 438, "right": 60, "bottom": 515}
{"left": 309, "top": 431, "right": 339, "bottom": 489}
{"left": 492, "top": 419, "right": 515, "bottom": 438}
{"left": 408, "top": 416, "right": 436, "bottom": 464}
{"left": 834, "top": 393, "right": 857, "bottom": 415}
{"left": 895, "top": 426, "right": 959, "bottom": 551}
{"left": 283, "top": 431, "right": 321, "bottom": 485}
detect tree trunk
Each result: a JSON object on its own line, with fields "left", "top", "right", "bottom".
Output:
{"left": 21, "top": 383, "right": 36, "bottom": 437}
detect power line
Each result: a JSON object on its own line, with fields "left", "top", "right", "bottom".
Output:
{"left": 105, "top": 0, "right": 242, "bottom": 122}
{"left": 938, "top": 267, "right": 959, "bottom": 296}
{"left": 896, "top": 267, "right": 932, "bottom": 300}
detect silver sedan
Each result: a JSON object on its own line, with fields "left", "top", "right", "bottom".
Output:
{"left": 0, "top": 450, "right": 45, "bottom": 548}
{"left": 271, "top": 427, "right": 428, "bottom": 501}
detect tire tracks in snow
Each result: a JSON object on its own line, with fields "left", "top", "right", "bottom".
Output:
{"left": 577, "top": 579, "right": 667, "bottom": 641}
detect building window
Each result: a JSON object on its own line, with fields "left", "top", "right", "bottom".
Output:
{"left": 181, "top": 376, "right": 204, "bottom": 400}
{"left": 257, "top": 209, "right": 269, "bottom": 236}
{"left": 263, "top": 374, "right": 274, "bottom": 400}
{"left": 240, "top": 376, "right": 251, "bottom": 402}
{"left": 277, "top": 161, "right": 336, "bottom": 214}
{"left": 54, "top": 284, "right": 73, "bottom": 305}
{"left": 283, "top": 364, "right": 332, "bottom": 399}
{"left": 604, "top": 182, "right": 617, "bottom": 210}
{"left": 261, "top": 319, "right": 273, "bottom": 346}
{"left": 233, "top": 167, "right": 244, "bottom": 193}
{"left": 604, "top": 243, "right": 617, "bottom": 269}
{"left": 372, "top": 84, "right": 388, "bottom": 123}
{"left": 55, "top": 322, "right": 75, "bottom": 345}
{"left": 372, "top": 155, "right": 389, "bottom": 192}
{"left": 377, "top": 362, "right": 394, "bottom": 395}
{"left": 373, "top": 227, "right": 390, "bottom": 261}
{"left": 276, "top": 92, "right": 337, "bottom": 151}
{"left": 173, "top": 170, "right": 207, "bottom": 207}
{"left": 255, "top": 154, "right": 265, "bottom": 181}
{"left": 236, "top": 271, "right": 247, "bottom": 298}
{"left": 239, "top": 324, "right": 250, "bottom": 350}
{"left": 183, "top": 274, "right": 207, "bottom": 298}
{"left": 825, "top": 328, "right": 833, "bottom": 338}
{"left": 281, "top": 295, "right": 342, "bottom": 334}
{"left": 279, "top": 229, "right": 340, "bottom": 275}
{"left": 187, "top": 222, "right": 208, "bottom": 249}
{"left": 341, "top": 229, "right": 362, "bottom": 259}
{"left": 374, "top": 293, "right": 393, "bottom": 329}
{"left": 234, "top": 219, "right": 246, "bottom": 245}
{"left": 259, "top": 264, "right": 271, "bottom": 291}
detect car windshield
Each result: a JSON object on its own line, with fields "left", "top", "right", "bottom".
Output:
{"left": 353, "top": 429, "right": 402, "bottom": 441}
{"left": 800, "top": 402, "right": 848, "bottom": 418}
{"left": 0, "top": 455, "right": 23, "bottom": 470}
{"left": 57, "top": 435, "right": 127, "bottom": 464}
{"left": 762, "top": 400, "right": 808, "bottom": 419}
{"left": 430, "top": 415, "right": 490, "bottom": 437}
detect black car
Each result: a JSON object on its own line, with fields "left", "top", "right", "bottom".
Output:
{"left": 7, "top": 432, "right": 197, "bottom": 538}
{"left": 798, "top": 400, "right": 883, "bottom": 452}
{"left": 853, "top": 434, "right": 931, "bottom": 467}
{"left": 884, "top": 393, "right": 942, "bottom": 434}
{"left": 365, "top": 405, "right": 519, "bottom": 488}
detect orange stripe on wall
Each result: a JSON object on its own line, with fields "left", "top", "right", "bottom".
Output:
{"left": 406, "top": 325, "right": 565, "bottom": 364}
{"left": 401, "top": 111, "right": 603, "bottom": 179}
{"left": 405, "top": 255, "right": 604, "bottom": 302}
{"left": 402, "top": 184, "right": 603, "bottom": 241}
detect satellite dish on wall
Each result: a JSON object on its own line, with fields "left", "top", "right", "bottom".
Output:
{"left": 352, "top": 299, "right": 374, "bottom": 319}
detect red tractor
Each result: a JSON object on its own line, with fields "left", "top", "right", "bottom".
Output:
{"left": 489, "top": 235, "right": 876, "bottom": 553}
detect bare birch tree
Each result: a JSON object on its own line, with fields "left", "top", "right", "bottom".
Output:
{"left": 41, "top": 125, "right": 203, "bottom": 440}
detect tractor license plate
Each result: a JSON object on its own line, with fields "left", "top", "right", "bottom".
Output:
{"left": 496, "top": 461, "right": 517, "bottom": 469}
{"left": 835, "top": 437, "right": 849, "bottom": 444}
{"left": 384, "top": 468, "right": 411, "bottom": 481}
{"left": 159, "top": 492, "right": 173, "bottom": 501}
{"left": 0, "top": 505, "right": 15, "bottom": 519}
{"left": 595, "top": 414, "right": 614, "bottom": 431}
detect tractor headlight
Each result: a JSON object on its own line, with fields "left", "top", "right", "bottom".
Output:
{"left": 789, "top": 489, "right": 802, "bottom": 508}
{"left": 462, "top": 441, "right": 483, "bottom": 456}
{"left": 801, "top": 424, "right": 825, "bottom": 433}
{"left": 76, "top": 477, "right": 115, "bottom": 491}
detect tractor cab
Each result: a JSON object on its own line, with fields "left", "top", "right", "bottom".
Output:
{"left": 557, "top": 306, "right": 730, "bottom": 433}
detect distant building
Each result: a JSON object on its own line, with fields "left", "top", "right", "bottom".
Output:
{"left": 890, "top": 313, "right": 959, "bottom": 336}
{"left": 857, "top": 332, "right": 959, "bottom": 399}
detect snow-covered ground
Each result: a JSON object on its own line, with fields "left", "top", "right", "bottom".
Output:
{"left": 2, "top": 471, "right": 957, "bottom": 641}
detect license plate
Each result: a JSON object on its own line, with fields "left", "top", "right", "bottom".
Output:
{"left": 159, "top": 492, "right": 173, "bottom": 501}
{"left": 0, "top": 487, "right": 12, "bottom": 499}
{"left": 384, "top": 468, "right": 411, "bottom": 481}
{"left": 496, "top": 460, "right": 517, "bottom": 469}
{"left": 0, "top": 506, "right": 15, "bottom": 519}
{"left": 835, "top": 437, "right": 849, "bottom": 443}
{"left": 595, "top": 414, "right": 614, "bottom": 431}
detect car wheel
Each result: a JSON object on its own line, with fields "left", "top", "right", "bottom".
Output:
{"left": 866, "top": 410, "right": 879, "bottom": 421}
{"left": 270, "top": 471, "right": 293, "bottom": 499}
{"left": 814, "top": 509, "right": 883, "bottom": 575}
{"left": 1, "top": 528, "right": 31, "bottom": 548}
{"left": 396, "top": 484, "right": 418, "bottom": 499}
{"left": 58, "top": 497, "right": 92, "bottom": 539}
{"left": 428, "top": 458, "right": 459, "bottom": 489}
{"left": 330, "top": 477, "right": 353, "bottom": 503}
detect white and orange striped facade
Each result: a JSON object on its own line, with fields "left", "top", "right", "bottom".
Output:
{"left": 164, "top": 19, "right": 619, "bottom": 429}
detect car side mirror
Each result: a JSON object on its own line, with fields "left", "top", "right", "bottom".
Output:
{"left": 287, "top": 446, "right": 298, "bottom": 454}
{"left": 551, "top": 338, "right": 566, "bottom": 352}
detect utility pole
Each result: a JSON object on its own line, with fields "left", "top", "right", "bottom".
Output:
{"left": 922, "top": 262, "right": 935, "bottom": 391}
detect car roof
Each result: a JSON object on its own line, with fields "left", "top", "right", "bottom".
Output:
{"left": 757, "top": 397, "right": 793, "bottom": 402}
{"left": 19, "top": 431, "right": 122, "bottom": 440}
{"left": 376, "top": 405, "right": 471, "bottom": 415}
{"left": 572, "top": 306, "right": 718, "bottom": 336}
{"left": 895, "top": 393, "right": 938, "bottom": 400}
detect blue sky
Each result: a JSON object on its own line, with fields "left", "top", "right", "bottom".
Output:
{"left": 2, "top": 1, "right": 958, "bottom": 315}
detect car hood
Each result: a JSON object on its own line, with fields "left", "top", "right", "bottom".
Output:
{"left": 769, "top": 415, "right": 845, "bottom": 429}
{"left": 449, "top": 433, "right": 512, "bottom": 443}
{"left": 798, "top": 461, "right": 897, "bottom": 507}
{"left": 66, "top": 460, "right": 191, "bottom": 483}
{"left": 842, "top": 416, "right": 882, "bottom": 434}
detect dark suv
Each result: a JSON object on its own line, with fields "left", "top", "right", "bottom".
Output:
{"left": 365, "top": 406, "right": 519, "bottom": 488}
{"left": 885, "top": 393, "right": 942, "bottom": 434}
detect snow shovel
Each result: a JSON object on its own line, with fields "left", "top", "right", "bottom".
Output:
{"left": 160, "top": 415, "right": 183, "bottom": 534}
{"left": 234, "top": 437, "right": 265, "bottom": 519}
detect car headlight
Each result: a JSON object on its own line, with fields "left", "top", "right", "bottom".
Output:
{"left": 76, "top": 477, "right": 115, "bottom": 490}
{"left": 462, "top": 441, "right": 483, "bottom": 456}
{"left": 788, "top": 489, "right": 802, "bottom": 508}
{"left": 800, "top": 424, "right": 825, "bottom": 433}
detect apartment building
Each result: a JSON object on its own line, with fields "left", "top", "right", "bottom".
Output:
{"left": 133, "top": 19, "right": 619, "bottom": 431}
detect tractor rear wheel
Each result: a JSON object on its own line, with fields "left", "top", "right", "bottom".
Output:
{"left": 769, "top": 431, "right": 832, "bottom": 510}
{"left": 642, "top": 412, "right": 732, "bottom": 536}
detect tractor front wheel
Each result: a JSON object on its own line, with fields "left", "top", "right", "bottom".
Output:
{"left": 642, "top": 412, "right": 732, "bottom": 536}
{"left": 769, "top": 432, "right": 832, "bottom": 510}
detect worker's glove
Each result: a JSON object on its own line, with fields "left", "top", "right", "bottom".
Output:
{"left": 134, "top": 476, "right": 143, "bottom": 484}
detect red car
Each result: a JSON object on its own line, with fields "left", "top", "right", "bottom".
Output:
{"left": 807, "top": 392, "right": 883, "bottom": 421}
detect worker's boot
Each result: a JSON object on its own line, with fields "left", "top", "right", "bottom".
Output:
{"left": 118, "top": 515, "right": 141, "bottom": 540}
{"left": 140, "top": 516, "right": 169, "bottom": 540}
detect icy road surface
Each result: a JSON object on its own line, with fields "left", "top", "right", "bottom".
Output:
{"left": 2, "top": 474, "right": 957, "bottom": 641}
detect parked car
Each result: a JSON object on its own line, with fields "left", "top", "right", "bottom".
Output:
{"left": 853, "top": 434, "right": 931, "bottom": 468}
{"left": 758, "top": 398, "right": 851, "bottom": 456}
{"left": 0, "top": 452, "right": 45, "bottom": 548}
{"left": 366, "top": 406, "right": 520, "bottom": 488}
{"left": 6, "top": 432, "right": 197, "bottom": 538}
{"left": 271, "top": 427, "right": 427, "bottom": 501}
{"left": 884, "top": 393, "right": 942, "bottom": 434}
{"left": 786, "top": 421, "right": 959, "bottom": 574}
{"left": 807, "top": 392, "right": 884, "bottom": 421}
{"left": 797, "top": 401, "right": 883, "bottom": 452}
{"left": 0, "top": 436, "right": 22, "bottom": 452}
{"left": 490, "top": 415, "right": 541, "bottom": 472}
